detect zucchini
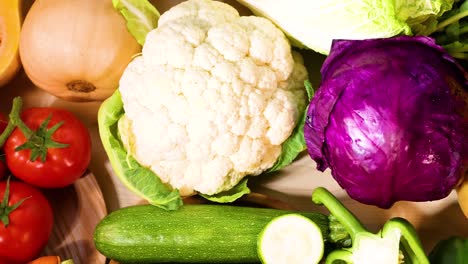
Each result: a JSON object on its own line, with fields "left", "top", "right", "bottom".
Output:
{"left": 94, "top": 204, "right": 332, "bottom": 263}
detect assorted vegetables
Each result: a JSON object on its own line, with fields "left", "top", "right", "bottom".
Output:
{"left": 0, "top": 0, "right": 466, "bottom": 262}
{"left": 0, "top": 97, "right": 92, "bottom": 263}
{"left": 304, "top": 36, "right": 468, "bottom": 208}
{"left": 94, "top": 187, "right": 434, "bottom": 264}
{"left": 93, "top": 199, "right": 345, "bottom": 263}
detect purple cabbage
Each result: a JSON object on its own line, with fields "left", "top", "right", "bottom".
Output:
{"left": 305, "top": 36, "right": 468, "bottom": 208}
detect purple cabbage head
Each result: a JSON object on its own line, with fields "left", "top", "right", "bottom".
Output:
{"left": 305, "top": 36, "right": 468, "bottom": 208}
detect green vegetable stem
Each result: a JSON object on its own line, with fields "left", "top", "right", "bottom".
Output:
{"left": 0, "top": 97, "right": 22, "bottom": 147}
{"left": 0, "top": 178, "right": 29, "bottom": 227}
{"left": 430, "top": 0, "right": 468, "bottom": 60}
{"left": 312, "top": 187, "right": 429, "bottom": 264}
{"left": 0, "top": 97, "right": 69, "bottom": 162}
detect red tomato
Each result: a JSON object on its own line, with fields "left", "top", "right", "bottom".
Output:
{"left": 4, "top": 108, "right": 91, "bottom": 188}
{"left": 0, "top": 113, "right": 8, "bottom": 179}
{"left": 0, "top": 180, "right": 54, "bottom": 263}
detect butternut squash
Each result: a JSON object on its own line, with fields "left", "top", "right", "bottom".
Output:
{"left": 19, "top": 0, "right": 141, "bottom": 102}
{"left": 0, "top": 0, "right": 22, "bottom": 87}
{"left": 457, "top": 173, "right": 468, "bottom": 218}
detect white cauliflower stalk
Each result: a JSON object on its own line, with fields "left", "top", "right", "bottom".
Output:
{"left": 118, "top": 0, "right": 308, "bottom": 196}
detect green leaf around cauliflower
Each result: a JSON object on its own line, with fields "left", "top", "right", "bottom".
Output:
{"left": 98, "top": 90, "right": 183, "bottom": 210}
{"left": 112, "top": 0, "right": 160, "bottom": 46}
{"left": 266, "top": 80, "right": 314, "bottom": 173}
{"left": 200, "top": 178, "right": 250, "bottom": 203}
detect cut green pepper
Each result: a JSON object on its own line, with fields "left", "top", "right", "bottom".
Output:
{"left": 312, "top": 187, "right": 429, "bottom": 264}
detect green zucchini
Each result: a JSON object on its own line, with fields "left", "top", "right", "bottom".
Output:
{"left": 94, "top": 204, "right": 333, "bottom": 263}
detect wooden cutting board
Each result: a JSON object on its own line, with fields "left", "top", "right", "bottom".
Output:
{"left": 41, "top": 171, "right": 107, "bottom": 264}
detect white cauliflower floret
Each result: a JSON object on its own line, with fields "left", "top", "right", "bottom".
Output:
{"left": 118, "top": 0, "right": 308, "bottom": 196}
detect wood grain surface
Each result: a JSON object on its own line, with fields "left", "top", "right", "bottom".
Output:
{"left": 41, "top": 171, "right": 107, "bottom": 264}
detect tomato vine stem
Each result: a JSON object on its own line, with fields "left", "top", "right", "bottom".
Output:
{"left": 0, "top": 97, "right": 69, "bottom": 162}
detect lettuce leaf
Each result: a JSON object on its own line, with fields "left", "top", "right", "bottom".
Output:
{"left": 236, "top": 0, "right": 454, "bottom": 54}
{"left": 98, "top": 91, "right": 182, "bottom": 210}
{"left": 395, "top": 0, "right": 454, "bottom": 35}
{"left": 236, "top": 0, "right": 412, "bottom": 54}
{"left": 112, "top": 0, "right": 160, "bottom": 45}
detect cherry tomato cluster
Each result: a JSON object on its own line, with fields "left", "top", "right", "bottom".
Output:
{"left": 0, "top": 98, "right": 92, "bottom": 264}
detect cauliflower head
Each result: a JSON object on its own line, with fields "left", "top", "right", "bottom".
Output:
{"left": 118, "top": 0, "right": 308, "bottom": 196}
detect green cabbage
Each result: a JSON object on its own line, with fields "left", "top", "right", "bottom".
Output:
{"left": 429, "top": 0, "right": 468, "bottom": 60}
{"left": 236, "top": 0, "right": 454, "bottom": 54}
{"left": 395, "top": 0, "right": 454, "bottom": 35}
{"left": 429, "top": 237, "right": 468, "bottom": 264}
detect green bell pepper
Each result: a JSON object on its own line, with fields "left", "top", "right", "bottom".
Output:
{"left": 429, "top": 236, "right": 468, "bottom": 264}
{"left": 312, "top": 187, "right": 429, "bottom": 264}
